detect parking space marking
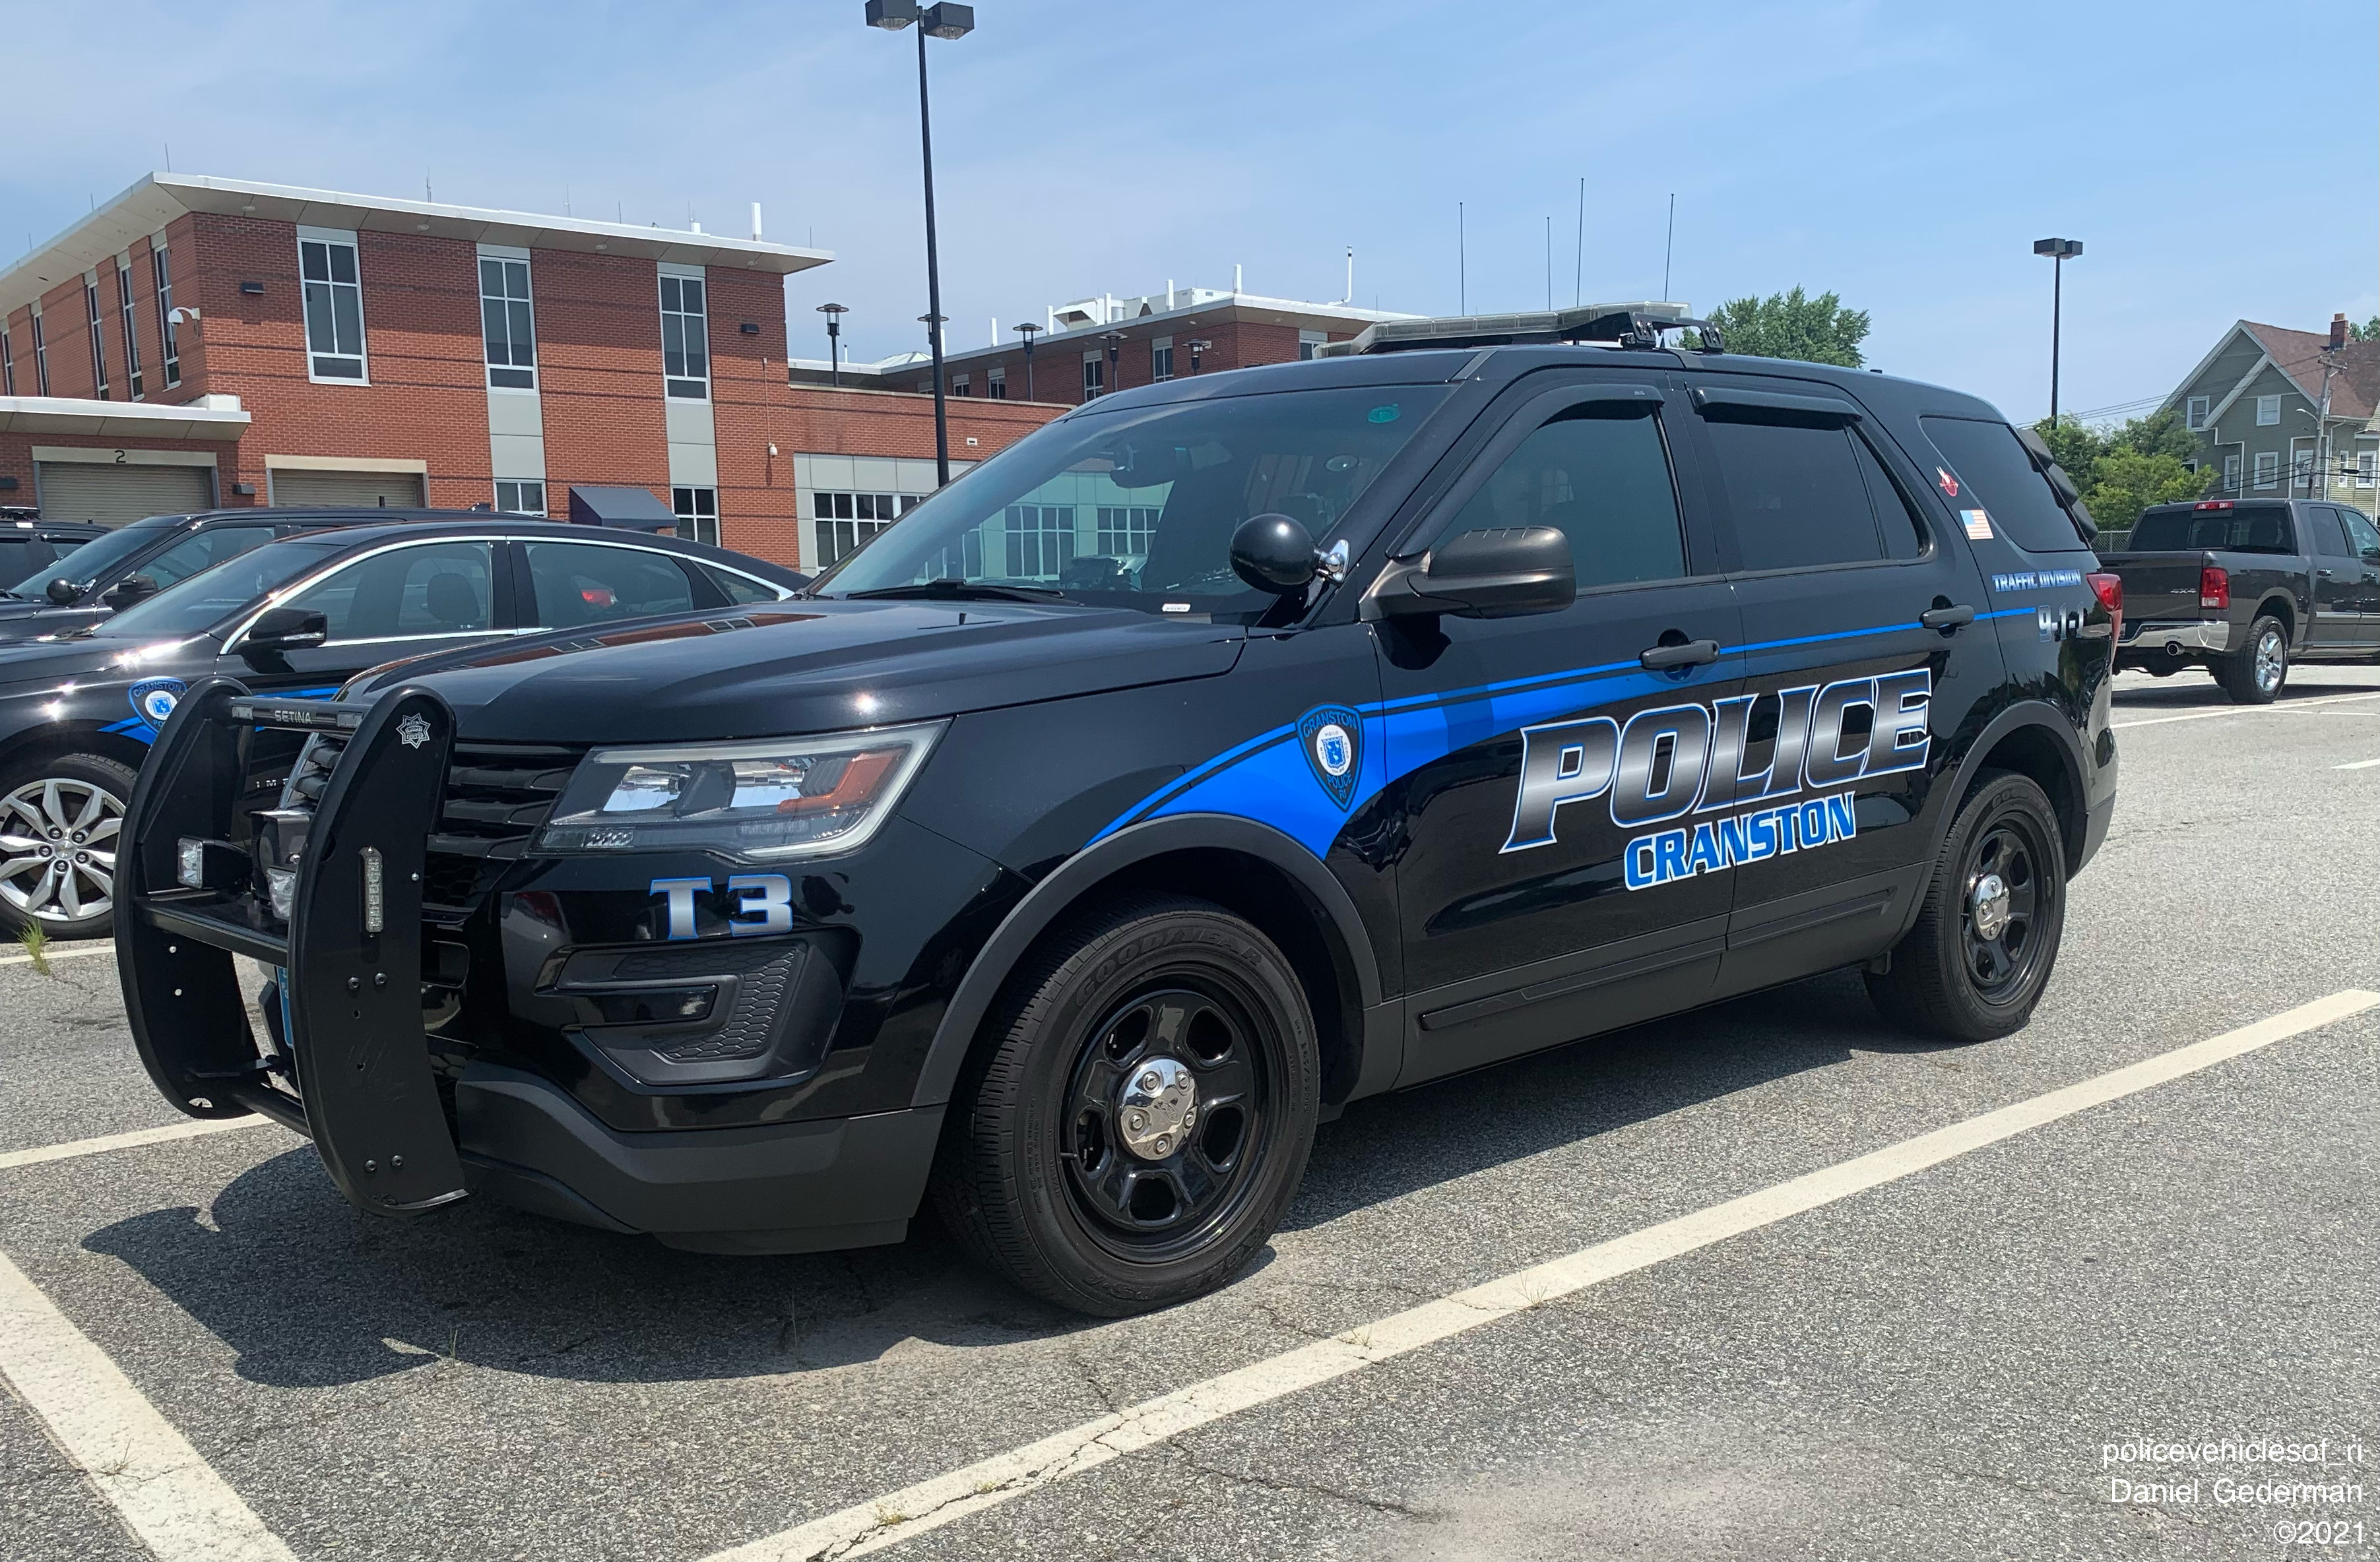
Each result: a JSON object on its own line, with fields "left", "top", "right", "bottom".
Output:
{"left": 0, "top": 943, "right": 116, "bottom": 968}
{"left": 0, "top": 1117, "right": 276, "bottom": 1173}
{"left": 2334, "top": 757, "right": 2380, "bottom": 770}
{"left": 705, "top": 989, "right": 2379, "bottom": 1562}
{"left": 0, "top": 1248, "right": 296, "bottom": 1562}
{"left": 2111, "top": 689, "right": 2380, "bottom": 730}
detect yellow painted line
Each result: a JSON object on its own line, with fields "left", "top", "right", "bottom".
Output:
{"left": 702, "top": 989, "right": 2380, "bottom": 1561}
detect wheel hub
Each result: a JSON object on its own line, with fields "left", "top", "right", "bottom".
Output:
{"left": 1116, "top": 1055, "right": 1198, "bottom": 1160}
{"left": 1970, "top": 871, "right": 2010, "bottom": 942}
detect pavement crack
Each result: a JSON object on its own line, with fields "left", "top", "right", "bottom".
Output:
{"left": 1157, "top": 1439, "right": 1434, "bottom": 1518}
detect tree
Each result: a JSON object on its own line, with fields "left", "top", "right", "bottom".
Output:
{"left": 2348, "top": 316, "right": 2380, "bottom": 342}
{"left": 1700, "top": 287, "right": 1871, "bottom": 368}
{"left": 2030, "top": 410, "right": 2210, "bottom": 533}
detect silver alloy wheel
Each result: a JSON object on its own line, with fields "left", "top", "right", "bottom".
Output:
{"left": 0, "top": 776, "right": 125, "bottom": 928}
{"left": 2255, "top": 626, "right": 2286, "bottom": 694}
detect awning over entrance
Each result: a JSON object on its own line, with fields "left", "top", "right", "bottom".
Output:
{"left": 565, "top": 485, "right": 678, "bottom": 532}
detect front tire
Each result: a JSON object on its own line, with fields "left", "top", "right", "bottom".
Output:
{"left": 1866, "top": 771, "right": 2067, "bottom": 1043}
{"left": 932, "top": 894, "right": 1321, "bottom": 1315}
{"left": 0, "top": 752, "right": 135, "bottom": 941}
{"left": 2218, "top": 615, "right": 2288, "bottom": 704}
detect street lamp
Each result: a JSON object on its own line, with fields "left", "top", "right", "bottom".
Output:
{"left": 1185, "top": 338, "right": 1211, "bottom": 375}
{"left": 2033, "top": 237, "right": 2082, "bottom": 424}
{"left": 816, "top": 302, "right": 849, "bottom": 388}
{"left": 866, "top": 0, "right": 975, "bottom": 485}
{"left": 1013, "top": 320, "right": 1041, "bottom": 400}
{"left": 1100, "top": 330, "right": 1126, "bottom": 400}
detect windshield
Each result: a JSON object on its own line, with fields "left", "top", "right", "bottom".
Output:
{"left": 91, "top": 538, "right": 348, "bottom": 639}
{"left": 816, "top": 386, "right": 1453, "bottom": 613}
{"left": 5, "top": 522, "right": 166, "bottom": 597}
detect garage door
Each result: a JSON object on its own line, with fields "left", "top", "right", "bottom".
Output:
{"left": 269, "top": 468, "right": 427, "bottom": 508}
{"left": 34, "top": 462, "right": 215, "bottom": 528}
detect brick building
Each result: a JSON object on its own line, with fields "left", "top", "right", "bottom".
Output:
{"left": 0, "top": 173, "right": 1062, "bottom": 573}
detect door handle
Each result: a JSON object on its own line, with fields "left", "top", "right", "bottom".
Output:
{"left": 1919, "top": 604, "right": 1977, "bottom": 632}
{"left": 2317, "top": 567, "right": 2336, "bottom": 578}
{"left": 1639, "top": 638, "right": 1721, "bottom": 670}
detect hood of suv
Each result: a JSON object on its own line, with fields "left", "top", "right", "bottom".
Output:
{"left": 362, "top": 600, "right": 1246, "bottom": 742}
{"left": 0, "top": 602, "right": 108, "bottom": 640}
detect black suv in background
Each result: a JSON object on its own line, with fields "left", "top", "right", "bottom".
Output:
{"left": 0, "top": 520, "right": 802, "bottom": 939}
{"left": 0, "top": 507, "right": 503, "bottom": 645}
{"left": 123, "top": 311, "right": 2117, "bottom": 1317}
{"left": 0, "top": 514, "right": 108, "bottom": 590}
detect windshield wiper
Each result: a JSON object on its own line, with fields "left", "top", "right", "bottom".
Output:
{"left": 843, "top": 579, "right": 1073, "bottom": 604}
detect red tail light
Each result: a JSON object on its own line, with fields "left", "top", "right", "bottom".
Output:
{"left": 2088, "top": 571, "right": 2123, "bottom": 646}
{"left": 2199, "top": 566, "right": 2229, "bottom": 610}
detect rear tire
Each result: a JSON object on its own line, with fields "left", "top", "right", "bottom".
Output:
{"left": 1866, "top": 771, "right": 2067, "bottom": 1043}
{"left": 931, "top": 894, "right": 1320, "bottom": 1316}
{"left": 0, "top": 752, "right": 135, "bottom": 942}
{"left": 2217, "top": 615, "right": 2288, "bottom": 704}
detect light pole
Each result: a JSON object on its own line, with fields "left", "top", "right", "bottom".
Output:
{"left": 1012, "top": 321, "right": 1041, "bottom": 400}
{"left": 866, "top": 0, "right": 974, "bottom": 486}
{"left": 2033, "top": 237, "right": 2082, "bottom": 425}
{"left": 816, "top": 301, "right": 848, "bottom": 388}
{"left": 1100, "top": 330, "right": 1125, "bottom": 400}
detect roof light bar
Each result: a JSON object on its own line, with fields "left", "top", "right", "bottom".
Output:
{"left": 1314, "top": 301, "right": 1720, "bottom": 358}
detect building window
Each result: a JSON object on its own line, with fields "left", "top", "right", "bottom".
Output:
{"left": 298, "top": 232, "right": 368, "bottom": 381}
{"left": 1096, "top": 505, "right": 1159, "bottom": 557}
{"left": 813, "top": 489, "right": 917, "bottom": 567}
{"left": 1, "top": 328, "right": 11, "bottom": 397}
{"left": 2184, "top": 395, "right": 2209, "bottom": 431}
{"left": 2358, "top": 447, "right": 2378, "bottom": 489}
{"left": 480, "top": 256, "right": 536, "bottom": 390}
{"left": 153, "top": 246, "right": 180, "bottom": 387}
{"left": 84, "top": 279, "right": 109, "bottom": 400}
{"left": 951, "top": 375, "right": 971, "bottom": 397}
{"left": 2255, "top": 394, "right": 2281, "bottom": 427}
{"left": 2253, "top": 451, "right": 2280, "bottom": 489}
{"left": 2222, "top": 453, "right": 2242, "bottom": 493}
{"left": 1081, "top": 356, "right": 1103, "bottom": 402}
{"left": 2292, "top": 446, "right": 2316, "bottom": 489}
{"left": 30, "top": 311, "right": 49, "bottom": 396}
{"left": 987, "top": 365, "right": 1006, "bottom": 399}
{"left": 1151, "top": 339, "right": 1174, "bottom": 381}
{"left": 1298, "top": 330, "right": 1328, "bottom": 361}
{"left": 494, "top": 480, "right": 546, "bottom": 515}
{"left": 1005, "top": 503, "right": 1075, "bottom": 578}
{"left": 660, "top": 271, "right": 709, "bottom": 399}
{"left": 672, "top": 485, "right": 719, "bottom": 546}
{"left": 117, "top": 261, "right": 143, "bottom": 400}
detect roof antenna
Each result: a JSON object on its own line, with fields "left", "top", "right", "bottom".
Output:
{"left": 164, "top": 142, "right": 172, "bottom": 173}
{"left": 425, "top": 172, "right": 433, "bottom": 202}
{"left": 1661, "top": 193, "right": 1675, "bottom": 300}
{"left": 1574, "top": 176, "right": 1584, "bottom": 306}
{"left": 564, "top": 183, "right": 571, "bottom": 216}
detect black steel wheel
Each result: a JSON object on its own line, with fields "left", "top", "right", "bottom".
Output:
{"left": 932, "top": 894, "right": 1320, "bottom": 1315}
{"left": 1867, "top": 770, "right": 2067, "bottom": 1042}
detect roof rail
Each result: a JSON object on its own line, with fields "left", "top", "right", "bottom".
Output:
{"left": 1314, "top": 301, "right": 1721, "bottom": 358}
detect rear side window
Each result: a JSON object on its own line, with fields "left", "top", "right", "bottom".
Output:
{"left": 700, "top": 563, "right": 785, "bottom": 605}
{"left": 137, "top": 524, "right": 279, "bottom": 590}
{"left": 527, "top": 541, "right": 697, "bottom": 628}
{"left": 1441, "top": 402, "right": 1687, "bottom": 589}
{"left": 2307, "top": 507, "right": 2352, "bottom": 557}
{"left": 2341, "top": 509, "right": 2380, "bottom": 562}
{"left": 1701, "top": 416, "right": 1902, "bottom": 571}
{"left": 2128, "top": 503, "right": 2297, "bottom": 555}
{"left": 1920, "top": 416, "right": 2084, "bottom": 553}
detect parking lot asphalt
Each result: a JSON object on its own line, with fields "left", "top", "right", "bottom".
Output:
{"left": 3, "top": 662, "right": 2377, "bottom": 1562}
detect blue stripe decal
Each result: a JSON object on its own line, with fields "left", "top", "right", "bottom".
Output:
{"left": 1092, "top": 606, "right": 2030, "bottom": 857}
{"left": 102, "top": 716, "right": 158, "bottom": 745}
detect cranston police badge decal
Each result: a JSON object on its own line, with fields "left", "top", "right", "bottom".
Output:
{"left": 1297, "top": 704, "right": 1363, "bottom": 809}
{"left": 127, "top": 677, "right": 187, "bottom": 727}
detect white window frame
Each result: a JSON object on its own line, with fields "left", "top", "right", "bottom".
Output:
{"left": 1081, "top": 352, "right": 1103, "bottom": 402}
{"left": 2184, "top": 394, "right": 2210, "bottom": 431}
{"left": 2356, "top": 443, "right": 2377, "bottom": 489}
{"left": 672, "top": 484, "right": 719, "bottom": 546}
{"left": 115, "top": 259, "right": 144, "bottom": 400}
{"left": 1151, "top": 336, "right": 1174, "bottom": 382}
{"left": 478, "top": 248, "right": 536, "bottom": 392}
{"left": 2255, "top": 393, "right": 2281, "bottom": 427}
{"left": 2222, "top": 452, "right": 2242, "bottom": 494}
{"left": 152, "top": 244, "right": 180, "bottom": 387}
{"left": 950, "top": 373, "right": 971, "bottom": 398}
{"left": 2252, "top": 451, "right": 2280, "bottom": 490}
{"left": 1, "top": 327, "right": 12, "bottom": 397}
{"left": 494, "top": 479, "right": 547, "bottom": 516}
{"left": 297, "top": 226, "right": 369, "bottom": 384}
{"left": 986, "top": 364, "right": 1006, "bottom": 399}
{"left": 29, "top": 307, "right": 48, "bottom": 396}
{"left": 84, "top": 274, "right": 109, "bottom": 400}
{"left": 1298, "top": 329, "right": 1328, "bottom": 361}
{"left": 659, "top": 263, "right": 709, "bottom": 401}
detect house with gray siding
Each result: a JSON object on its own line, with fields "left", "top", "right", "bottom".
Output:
{"left": 2160, "top": 317, "right": 2379, "bottom": 516}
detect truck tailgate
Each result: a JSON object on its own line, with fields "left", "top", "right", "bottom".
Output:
{"left": 2097, "top": 551, "right": 2210, "bottom": 622}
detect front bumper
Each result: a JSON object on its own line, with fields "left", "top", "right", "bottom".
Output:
{"left": 2118, "top": 620, "right": 2230, "bottom": 658}
{"left": 117, "top": 679, "right": 934, "bottom": 1251}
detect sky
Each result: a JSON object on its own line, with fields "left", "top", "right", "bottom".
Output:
{"left": 3, "top": 0, "right": 2375, "bottom": 425}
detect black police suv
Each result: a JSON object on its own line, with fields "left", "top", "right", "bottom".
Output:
{"left": 120, "top": 309, "right": 2117, "bottom": 1316}
{"left": 0, "top": 506, "right": 502, "bottom": 646}
{"left": 0, "top": 519, "right": 801, "bottom": 939}
{"left": 0, "top": 513, "right": 107, "bottom": 592}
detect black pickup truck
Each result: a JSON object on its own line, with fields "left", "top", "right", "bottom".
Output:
{"left": 2102, "top": 498, "right": 2380, "bottom": 702}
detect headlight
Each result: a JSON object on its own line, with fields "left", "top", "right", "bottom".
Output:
{"left": 533, "top": 721, "right": 943, "bottom": 861}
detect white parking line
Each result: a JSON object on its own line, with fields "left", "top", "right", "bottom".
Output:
{"left": 705, "top": 989, "right": 2380, "bottom": 1562}
{"left": 0, "top": 1117, "right": 276, "bottom": 1173}
{"left": 2334, "top": 757, "right": 2380, "bottom": 770}
{"left": 0, "top": 1248, "right": 296, "bottom": 1561}
{"left": 2111, "top": 689, "right": 2380, "bottom": 730}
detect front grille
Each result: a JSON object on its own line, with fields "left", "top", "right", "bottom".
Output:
{"left": 424, "top": 743, "right": 584, "bottom": 912}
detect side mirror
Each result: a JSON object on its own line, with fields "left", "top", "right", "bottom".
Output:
{"left": 1229, "top": 513, "right": 1326, "bottom": 594}
{"left": 240, "top": 606, "right": 330, "bottom": 661}
{"left": 100, "top": 574, "right": 159, "bottom": 611}
{"left": 44, "top": 577, "right": 80, "bottom": 607}
{"left": 1361, "top": 527, "right": 1576, "bottom": 621}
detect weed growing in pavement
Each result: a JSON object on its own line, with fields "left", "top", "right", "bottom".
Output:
{"left": 17, "top": 923, "right": 51, "bottom": 976}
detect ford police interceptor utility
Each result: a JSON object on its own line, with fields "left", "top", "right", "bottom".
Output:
{"left": 120, "top": 307, "right": 2119, "bottom": 1315}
